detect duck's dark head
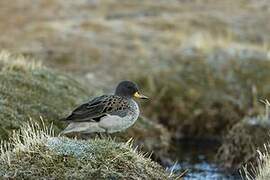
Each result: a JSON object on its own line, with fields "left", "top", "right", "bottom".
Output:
{"left": 115, "top": 81, "right": 148, "bottom": 99}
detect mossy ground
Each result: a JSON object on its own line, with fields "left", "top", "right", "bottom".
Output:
{"left": 0, "top": 122, "right": 177, "bottom": 180}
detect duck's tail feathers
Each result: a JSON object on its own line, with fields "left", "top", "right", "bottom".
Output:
{"left": 60, "top": 122, "right": 106, "bottom": 135}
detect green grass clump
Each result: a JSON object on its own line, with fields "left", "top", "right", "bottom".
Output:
{"left": 0, "top": 51, "right": 90, "bottom": 139}
{"left": 0, "top": 122, "right": 176, "bottom": 179}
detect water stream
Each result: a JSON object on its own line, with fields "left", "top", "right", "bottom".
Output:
{"left": 170, "top": 138, "right": 241, "bottom": 180}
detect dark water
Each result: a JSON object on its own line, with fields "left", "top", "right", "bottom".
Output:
{"left": 170, "top": 138, "right": 241, "bottom": 180}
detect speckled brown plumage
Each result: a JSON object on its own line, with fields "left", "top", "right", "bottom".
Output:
{"left": 60, "top": 81, "right": 148, "bottom": 135}
{"left": 62, "top": 95, "right": 131, "bottom": 122}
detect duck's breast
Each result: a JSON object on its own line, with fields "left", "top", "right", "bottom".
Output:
{"left": 98, "top": 100, "right": 140, "bottom": 133}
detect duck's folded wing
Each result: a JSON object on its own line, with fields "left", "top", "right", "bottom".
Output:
{"left": 62, "top": 95, "right": 109, "bottom": 122}
{"left": 62, "top": 95, "right": 128, "bottom": 122}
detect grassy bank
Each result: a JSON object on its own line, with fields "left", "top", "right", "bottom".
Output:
{"left": 0, "top": 122, "right": 177, "bottom": 179}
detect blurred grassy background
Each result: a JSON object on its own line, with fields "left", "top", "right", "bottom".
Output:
{"left": 1, "top": 0, "right": 270, "bottom": 79}
{"left": 1, "top": 0, "right": 270, "bottom": 172}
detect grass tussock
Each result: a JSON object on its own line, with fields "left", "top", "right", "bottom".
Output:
{"left": 240, "top": 100, "right": 270, "bottom": 180}
{"left": 252, "top": 146, "right": 270, "bottom": 180}
{"left": 218, "top": 100, "right": 270, "bottom": 171}
{"left": 216, "top": 116, "right": 269, "bottom": 169}
{"left": 0, "top": 121, "right": 178, "bottom": 179}
{"left": 241, "top": 144, "right": 270, "bottom": 180}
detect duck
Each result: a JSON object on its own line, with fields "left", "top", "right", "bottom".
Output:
{"left": 60, "top": 80, "right": 148, "bottom": 135}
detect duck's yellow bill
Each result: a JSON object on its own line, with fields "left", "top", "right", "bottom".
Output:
{"left": 134, "top": 92, "right": 148, "bottom": 99}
